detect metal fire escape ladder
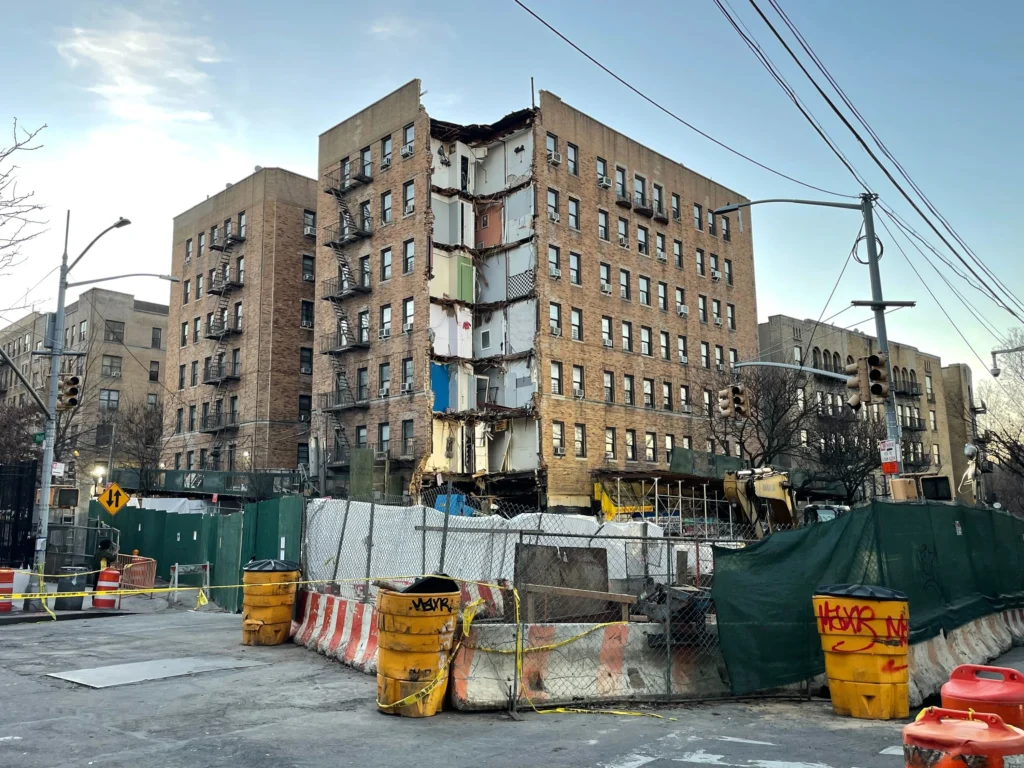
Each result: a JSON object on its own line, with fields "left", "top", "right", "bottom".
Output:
{"left": 205, "top": 225, "right": 245, "bottom": 466}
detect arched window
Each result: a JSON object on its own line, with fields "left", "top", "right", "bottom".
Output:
{"left": 846, "top": 355, "right": 854, "bottom": 368}
{"left": 822, "top": 348, "right": 831, "bottom": 371}
{"left": 833, "top": 352, "right": 842, "bottom": 372}
{"left": 812, "top": 347, "right": 821, "bottom": 369}
{"left": 909, "top": 369, "right": 918, "bottom": 385}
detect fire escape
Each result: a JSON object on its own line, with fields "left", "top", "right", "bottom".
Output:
{"left": 320, "top": 159, "right": 374, "bottom": 469}
{"left": 200, "top": 221, "right": 245, "bottom": 466}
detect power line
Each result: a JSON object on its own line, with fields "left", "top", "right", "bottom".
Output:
{"left": 743, "top": 0, "right": 1024, "bottom": 326}
{"left": 509, "top": 0, "right": 855, "bottom": 198}
{"left": 798, "top": 221, "right": 860, "bottom": 370}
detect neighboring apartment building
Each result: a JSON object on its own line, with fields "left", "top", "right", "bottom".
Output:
{"left": 0, "top": 289, "right": 168, "bottom": 523}
{"left": 313, "top": 80, "right": 758, "bottom": 510}
{"left": 758, "top": 314, "right": 984, "bottom": 503}
{"left": 162, "top": 167, "right": 318, "bottom": 476}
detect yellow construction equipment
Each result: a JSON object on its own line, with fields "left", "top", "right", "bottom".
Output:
{"left": 723, "top": 467, "right": 797, "bottom": 539}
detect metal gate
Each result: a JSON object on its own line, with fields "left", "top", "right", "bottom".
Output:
{"left": 0, "top": 461, "right": 37, "bottom": 567}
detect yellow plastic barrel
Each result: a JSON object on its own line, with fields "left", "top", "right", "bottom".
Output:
{"left": 241, "top": 559, "right": 301, "bottom": 646}
{"left": 813, "top": 584, "right": 909, "bottom": 720}
{"left": 376, "top": 577, "right": 460, "bottom": 718}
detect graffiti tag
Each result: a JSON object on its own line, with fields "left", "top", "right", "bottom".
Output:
{"left": 817, "top": 600, "right": 909, "bottom": 654}
{"left": 409, "top": 596, "right": 452, "bottom": 612}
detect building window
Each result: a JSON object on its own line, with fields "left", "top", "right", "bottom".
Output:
{"left": 929, "top": 410, "right": 937, "bottom": 431}
{"left": 727, "top": 304, "right": 736, "bottom": 330}
{"left": 615, "top": 167, "right": 626, "bottom": 197}
{"left": 696, "top": 249, "right": 705, "bottom": 277}
{"left": 548, "top": 244, "right": 560, "bottom": 275}
{"left": 175, "top": 408, "right": 183, "bottom": 434}
{"left": 621, "top": 321, "right": 633, "bottom": 352}
{"left": 567, "top": 143, "right": 578, "bottom": 175}
{"left": 653, "top": 185, "right": 664, "bottom": 215}
{"left": 185, "top": 238, "right": 193, "bottom": 264}
{"left": 298, "top": 394, "right": 312, "bottom": 423}
{"left": 729, "top": 348, "right": 738, "bottom": 366}
{"left": 550, "top": 361, "right": 563, "bottom": 395}
{"left": 656, "top": 232, "right": 666, "bottom": 261}
{"left": 403, "top": 122, "right": 415, "bottom": 150}
{"left": 680, "top": 384, "right": 690, "bottom": 407}
{"left": 378, "top": 422, "right": 390, "bottom": 453}
{"left": 381, "top": 135, "right": 392, "bottom": 165}
{"left": 402, "top": 357, "right": 414, "bottom": 389}
{"left": 624, "top": 374, "right": 635, "bottom": 405}
{"left": 381, "top": 247, "right": 392, "bottom": 280}
{"left": 634, "top": 174, "right": 646, "bottom": 206}
{"left": 671, "top": 193, "right": 681, "bottom": 220}
{"left": 401, "top": 297, "right": 414, "bottom": 330}
{"left": 698, "top": 295, "right": 708, "bottom": 323}
{"left": 618, "top": 217, "right": 628, "bottom": 247}
{"left": 673, "top": 240, "right": 683, "bottom": 268}
{"left": 300, "top": 347, "right": 313, "bottom": 374}
{"left": 552, "top": 421, "right": 565, "bottom": 454}
{"left": 99, "top": 388, "right": 120, "bottom": 411}
{"left": 301, "top": 300, "right": 314, "bottom": 328}
{"left": 707, "top": 210, "right": 717, "bottom": 236}
{"left": 178, "top": 364, "right": 185, "bottom": 390}
{"left": 932, "top": 444, "right": 940, "bottom": 465}
{"left": 625, "top": 429, "right": 636, "bottom": 461}
{"left": 639, "top": 276, "right": 650, "bottom": 306}
{"left": 302, "top": 254, "right": 315, "bottom": 281}
{"left": 657, "top": 282, "right": 668, "bottom": 311}
{"left": 597, "top": 157, "right": 608, "bottom": 179}
{"left": 149, "top": 361, "right": 160, "bottom": 382}
{"left": 712, "top": 299, "right": 722, "bottom": 324}
{"left": 722, "top": 216, "right": 731, "bottom": 242}
{"left": 403, "top": 239, "right": 415, "bottom": 274}
{"left": 662, "top": 382, "right": 673, "bottom": 410}
{"left": 637, "top": 226, "right": 648, "bottom": 255}
{"left": 380, "top": 305, "right": 392, "bottom": 336}
{"left": 572, "top": 365, "right": 585, "bottom": 396}
{"left": 660, "top": 331, "right": 670, "bottom": 360}
{"left": 568, "top": 198, "right": 580, "bottom": 230}
{"left": 710, "top": 253, "right": 719, "bottom": 275}
{"left": 549, "top": 302, "right": 561, "bottom": 333}
{"left": 360, "top": 146, "right": 372, "bottom": 177}
{"left": 598, "top": 210, "right": 609, "bottom": 240}
{"left": 403, "top": 181, "right": 415, "bottom": 215}
{"left": 605, "top": 427, "right": 616, "bottom": 459}
{"left": 601, "top": 316, "right": 612, "bottom": 345}
{"left": 645, "top": 432, "right": 656, "bottom": 462}
{"left": 619, "top": 269, "right": 630, "bottom": 300}
{"left": 151, "top": 327, "right": 162, "bottom": 350}
{"left": 693, "top": 203, "right": 703, "bottom": 231}
{"left": 357, "top": 368, "right": 369, "bottom": 401}
{"left": 182, "top": 280, "right": 190, "bottom": 305}
{"left": 678, "top": 335, "right": 688, "bottom": 362}
{"left": 191, "top": 360, "right": 198, "bottom": 386}
{"left": 357, "top": 311, "right": 370, "bottom": 343}
{"left": 380, "top": 190, "right": 393, "bottom": 224}
{"left": 79, "top": 320, "right": 88, "bottom": 341}
{"left": 569, "top": 252, "right": 581, "bottom": 285}
{"left": 666, "top": 434, "right": 675, "bottom": 462}
{"left": 704, "top": 389, "right": 714, "bottom": 418}
{"left": 642, "top": 378, "right": 654, "bottom": 408}
{"left": 401, "top": 419, "right": 414, "bottom": 453}
{"left": 196, "top": 274, "right": 204, "bottom": 300}
{"left": 378, "top": 362, "right": 391, "bottom": 395}
{"left": 101, "top": 355, "right": 122, "bottom": 377}
{"left": 715, "top": 345, "right": 724, "bottom": 369}
{"left": 603, "top": 371, "right": 614, "bottom": 403}
{"left": 570, "top": 308, "right": 583, "bottom": 341}
{"left": 926, "top": 374, "right": 934, "bottom": 398}
{"left": 546, "top": 132, "right": 558, "bottom": 154}
{"left": 701, "top": 341, "right": 710, "bottom": 369}
{"left": 304, "top": 209, "right": 316, "bottom": 232}
{"left": 547, "top": 188, "right": 559, "bottom": 219}
{"left": 794, "top": 345, "right": 803, "bottom": 364}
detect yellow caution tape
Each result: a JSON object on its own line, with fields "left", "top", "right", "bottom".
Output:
{"left": 196, "top": 589, "right": 208, "bottom": 609}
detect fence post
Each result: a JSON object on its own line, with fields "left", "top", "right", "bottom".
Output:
{"left": 438, "top": 479, "right": 453, "bottom": 573}
{"left": 643, "top": 522, "right": 650, "bottom": 582}
{"left": 665, "top": 542, "right": 673, "bottom": 695}
{"left": 330, "top": 498, "right": 351, "bottom": 592}
{"left": 694, "top": 540, "right": 701, "bottom": 589}
{"left": 511, "top": 528, "right": 524, "bottom": 715}
{"left": 362, "top": 499, "right": 375, "bottom": 604}
{"left": 420, "top": 503, "right": 427, "bottom": 576}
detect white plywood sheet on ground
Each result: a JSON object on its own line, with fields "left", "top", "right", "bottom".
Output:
{"left": 49, "top": 656, "right": 264, "bottom": 688}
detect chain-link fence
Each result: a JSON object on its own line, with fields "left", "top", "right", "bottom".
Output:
{"left": 299, "top": 490, "right": 776, "bottom": 710}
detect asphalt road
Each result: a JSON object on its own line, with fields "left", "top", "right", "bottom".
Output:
{"left": 0, "top": 609, "right": 933, "bottom": 768}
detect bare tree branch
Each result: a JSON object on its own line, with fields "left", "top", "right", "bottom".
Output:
{"left": 0, "top": 402, "right": 41, "bottom": 463}
{"left": 0, "top": 119, "right": 47, "bottom": 278}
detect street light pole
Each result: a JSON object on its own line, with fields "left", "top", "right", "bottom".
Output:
{"left": 27, "top": 212, "right": 131, "bottom": 611}
{"left": 713, "top": 192, "right": 907, "bottom": 472}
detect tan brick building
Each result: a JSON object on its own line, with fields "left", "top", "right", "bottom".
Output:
{"left": 313, "top": 81, "right": 757, "bottom": 510}
{"left": 758, "top": 314, "right": 986, "bottom": 503}
{"left": 0, "top": 288, "right": 168, "bottom": 523}
{"left": 162, "top": 167, "right": 318, "bottom": 475}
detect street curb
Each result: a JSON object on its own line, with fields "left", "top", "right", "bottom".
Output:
{"left": 0, "top": 610, "right": 130, "bottom": 626}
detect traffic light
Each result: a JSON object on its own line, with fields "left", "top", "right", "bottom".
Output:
{"left": 844, "top": 357, "right": 870, "bottom": 411}
{"left": 867, "top": 353, "right": 889, "bottom": 400}
{"left": 733, "top": 384, "right": 749, "bottom": 418}
{"left": 57, "top": 375, "right": 81, "bottom": 411}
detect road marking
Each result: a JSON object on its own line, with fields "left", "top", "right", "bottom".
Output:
{"left": 674, "top": 754, "right": 835, "bottom": 768}
{"left": 711, "top": 737, "right": 777, "bottom": 746}
{"left": 878, "top": 747, "right": 903, "bottom": 755}
{"left": 602, "top": 754, "right": 659, "bottom": 768}
{"left": 0, "top": 736, "right": 23, "bottom": 743}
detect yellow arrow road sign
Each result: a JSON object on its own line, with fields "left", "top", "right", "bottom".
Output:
{"left": 98, "top": 482, "right": 129, "bottom": 516}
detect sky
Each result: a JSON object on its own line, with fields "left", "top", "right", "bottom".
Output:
{"left": 3, "top": 0, "right": 1022, "bottom": 385}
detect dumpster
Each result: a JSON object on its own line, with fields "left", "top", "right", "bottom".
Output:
{"left": 376, "top": 575, "right": 460, "bottom": 718}
{"left": 241, "top": 559, "right": 300, "bottom": 646}
{"left": 813, "top": 583, "right": 909, "bottom": 720}
{"left": 54, "top": 566, "right": 89, "bottom": 611}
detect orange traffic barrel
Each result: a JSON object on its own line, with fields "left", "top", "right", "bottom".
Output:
{"left": 903, "top": 707, "right": 1024, "bottom": 767}
{"left": 0, "top": 569, "right": 13, "bottom": 613}
{"left": 92, "top": 567, "right": 120, "bottom": 609}
{"left": 942, "top": 665, "right": 1024, "bottom": 728}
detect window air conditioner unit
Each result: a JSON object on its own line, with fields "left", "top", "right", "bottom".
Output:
{"left": 301, "top": 319, "right": 313, "bottom": 329}
{"left": 549, "top": 324, "right": 562, "bottom": 337}
{"left": 400, "top": 143, "right": 414, "bottom": 158}
{"left": 476, "top": 242, "right": 485, "bottom": 249}
{"left": 380, "top": 156, "right": 392, "bottom": 170}
{"left": 547, "top": 150, "right": 562, "bottom": 165}
{"left": 571, "top": 327, "right": 580, "bottom": 340}
{"left": 378, "top": 327, "right": 391, "bottom": 340}
{"left": 681, "top": 404, "right": 692, "bottom": 414}
{"left": 656, "top": 250, "right": 667, "bottom": 262}
{"left": 402, "top": 323, "right": 413, "bottom": 334}
{"left": 548, "top": 211, "right": 560, "bottom": 223}
{"left": 549, "top": 266, "right": 561, "bottom": 279}
{"left": 573, "top": 388, "right": 585, "bottom": 399}
{"left": 714, "top": 316, "right": 723, "bottom": 327}
{"left": 597, "top": 175, "right": 612, "bottom": 189}
{"left": 716, "top": 363, "right": 725, "bottom": 372}
{"left": 303, "top": 225, "right": 316, "bottom": 237}
{"left": 618, "top": 236, "right": 628, "bottom": 247}
{"left": 400, "top": 382, "right": 412, "bottom": 394}
{"left": 644, "top": 395, "right": 653, "bottom": 406}
{"left": 110, "top": 371, "right": 121, "bottom": 378}
{"left": 679, "top": 355, "right": 688, "bottom": 365}
{"left": 602, "top": 338, "right": 613, "bottom": 348}
{"left": 553, "top": 445, "right": 566, "bottom": 456}
{"left": 404, "top": 204, "right": 415, "bottom": 215}
{"left": 378, "top": 386, "right": 390, "bottom": 398}
{"left": 600, "top": 282, "right": 612, "bottom": 295}
{"left": 375, "top": 450, "right": 389, "bottom": 461}
{"left": 672, "top": 212, "right": 681, "bottom": 222}
{"left": 620, "top": 285, "right": 628, "bottom": 299}
{"left": 711, "top": 270, "right": 722, "bottom": 282}
{"left": 677, "top": 304, "right": 689, "bottom": 317}
{"left": 303, "top": 272, "right": 315, "bottom": 282}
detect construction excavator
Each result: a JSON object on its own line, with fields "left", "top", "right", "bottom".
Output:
{"left": 723, "top": 467, "right": 798, "bottom": 539}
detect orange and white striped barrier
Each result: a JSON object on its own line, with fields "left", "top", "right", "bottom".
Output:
{"left": 117, "top": 555, "right": 157, "bottom": 594}
{"left": 0, "top": 569, "right": 13, "bottom": 613}
{"left": 92, "top": 567, "right": 120, "bottom": 610}
{"left": 292, "top": 591, "right": 379, "bottom": 673}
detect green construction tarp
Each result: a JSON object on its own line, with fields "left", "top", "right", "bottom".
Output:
{"left": 712, "top": 501, "right": 1024, "bottom": 695}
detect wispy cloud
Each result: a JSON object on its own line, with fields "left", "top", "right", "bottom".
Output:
{"left": 368, "top": 15, "right": 453, "bottom": 42}
{"left": 57, "top": 11, "right": 221, "bottom": 124}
